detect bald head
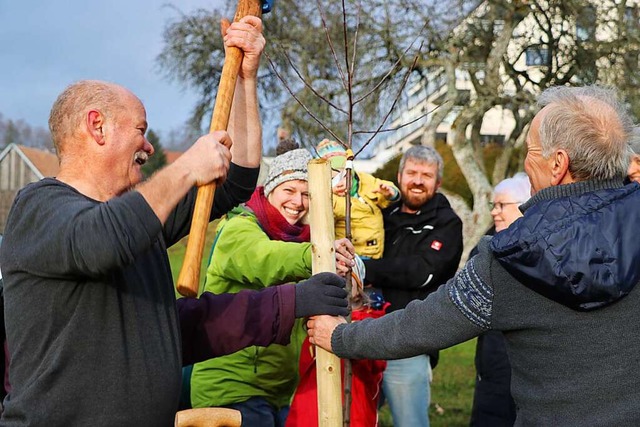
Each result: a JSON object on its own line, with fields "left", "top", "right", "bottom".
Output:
{"left": 535, "top": 86, "right": 631, "bottom": 181}
{"left": 48, "top": 80, "right": 133, "bottom": 156}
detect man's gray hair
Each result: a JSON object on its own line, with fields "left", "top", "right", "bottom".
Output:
{"left": 398, "top": 145, "right": 444, "bottom": 181}
{"left": 493, "top": 172, "right": 531, "bottom": 204}
{"left": 536, "top": 85, "right": 632, "bottom": 180}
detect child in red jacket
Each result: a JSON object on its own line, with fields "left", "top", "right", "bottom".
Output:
{"left": 286, "top": 261, "right": 388, "bottom": 427}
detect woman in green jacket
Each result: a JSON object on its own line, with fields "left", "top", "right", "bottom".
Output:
{"left": 191, "top": 145, "right": 354, "bottom": 427}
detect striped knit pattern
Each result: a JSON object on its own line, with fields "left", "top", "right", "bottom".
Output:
{"left": 448, "top": 257, "right": 492, "bottom": 329}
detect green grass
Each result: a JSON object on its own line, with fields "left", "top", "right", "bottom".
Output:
{"left": 378, "top": 339, "right": 477, "bottom": 427}
{"left": 168, "top": 220, "right": 220, "bottom": 297}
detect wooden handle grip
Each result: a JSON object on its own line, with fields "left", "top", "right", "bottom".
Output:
{"left": 176, "top": 182, "right": 217, "bottom": 297}
{"left": 175, "top": 408, "right": 241, "bottom": 427}
{"left": 176, "top": 0, "right": 263, "bottom": 297}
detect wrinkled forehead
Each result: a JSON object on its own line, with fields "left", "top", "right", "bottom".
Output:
{"left": 526, "top": 106, "right": 548, "bottom": 148}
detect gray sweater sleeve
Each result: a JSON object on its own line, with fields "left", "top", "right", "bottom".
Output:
{"left": 4, "top": 180, "right": 162, "bottom": 279}
{"left": 332, "top": 251, "right": 493, "bottom": 360}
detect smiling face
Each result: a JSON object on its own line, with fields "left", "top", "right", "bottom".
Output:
{"left": 267, "top": 179, "right": 310, "bottom": 225}
{"left": 103, "top": 89, "right": 154, "bottom": 193}
{"left": 491, "top": 195, "right": 524, "bottom": 232}
{"left": 397, "top": 158, "right": 441, "bottom": 213}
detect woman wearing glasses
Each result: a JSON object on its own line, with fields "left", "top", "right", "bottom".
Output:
{"left": 470, "top": 172, "right": 531, "bottom": 427}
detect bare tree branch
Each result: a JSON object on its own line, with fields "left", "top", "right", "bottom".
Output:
{"left": 340, "top": 0, "right": 355, "bottom": 148}
{"left": 352, "top": 104, "right": 445, "bottom": 135}
{"left": 353, "top": 53, "right": 420, "bottom": 158}
{"left": 273, "top": 43, "right": 348, "bottom": 115}
{"left": 349, "top": 3, "right": 361, "bottom": 79}
{"left": 265, "top": 52, "right": 346, "bottom": 146}
{"left": 354, "top": 38, "right": 425, "bottom": 105}
{"left": 315, "top": 0, "right": 349, "bottom": 91}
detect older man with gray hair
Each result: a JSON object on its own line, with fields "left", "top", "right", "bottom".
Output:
{"left": 308, "top": 85, "right": 640, "bottom": 426}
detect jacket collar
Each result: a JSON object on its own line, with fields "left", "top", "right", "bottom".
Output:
{"left": 492, "top": 180, "right": 640, "bottom": 311}
{"left": 520, "top": 177, "right": 626, "bottom": 213}
{"left": 388, "top": 192, "right": 449, "bottom": 218}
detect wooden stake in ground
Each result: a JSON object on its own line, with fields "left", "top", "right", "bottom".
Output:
{"left": 176, "top": 0, "right": 264, "bottom": 297}
{"left": 308, "top": 159, "right": 343, "bottom": 427}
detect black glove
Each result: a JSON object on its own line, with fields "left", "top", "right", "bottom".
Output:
{"left": 294, "top": 272, "right": 349, "bottom": 318}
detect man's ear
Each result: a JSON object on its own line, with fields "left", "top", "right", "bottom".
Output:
{"left": 87, "top": 110, "right": 106, "bottom": 145}
{"left": 550, "top": 149, "right": 572, "bottom": 186}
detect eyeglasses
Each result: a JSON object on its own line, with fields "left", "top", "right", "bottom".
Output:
{"left": 489, "top": 201, "right": 521, "bottom": 211}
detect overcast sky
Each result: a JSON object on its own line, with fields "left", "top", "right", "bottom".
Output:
{"left": 0, "top": 0, "right": 228, "bottom": 138}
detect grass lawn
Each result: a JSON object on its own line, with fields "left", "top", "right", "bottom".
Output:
{"left": 378, "top": 339, "right": 476, "bottom": 426}
{"left": 168, "top": 220, "right": 220, "bottom": 297}
{"left": 169, "top": 222, "right": 477, "bottom": 426}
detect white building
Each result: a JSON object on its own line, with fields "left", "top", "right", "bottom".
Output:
{"left": 366, "top": 0, "right": 639, "bottom": 170}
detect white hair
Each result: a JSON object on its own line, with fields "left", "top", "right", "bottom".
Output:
{"left": 493, "top": 172, "right": 531, "bottom": 204}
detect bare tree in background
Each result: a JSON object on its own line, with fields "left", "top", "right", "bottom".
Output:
{"left": 0, "top": 113, "right": 52, "bottom": 151}
{"left": 157, "top": 0, "right": 640, "bottom": 253}
{"left": 141, "top": 129, "right": 168, "bottom": 178}
{"left": 390, "top": 0, "right": 640, "bottom": 256}
{"left": 157, "top": 0, "right": 450, "bottom": 150}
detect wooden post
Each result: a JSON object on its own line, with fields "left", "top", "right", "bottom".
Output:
{"left": 308, "top": 159, "right": 343, "bottom": 427}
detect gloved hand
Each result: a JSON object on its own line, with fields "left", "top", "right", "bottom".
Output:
{"left": 295, "top": 272, "right": 349, "bottom": 318}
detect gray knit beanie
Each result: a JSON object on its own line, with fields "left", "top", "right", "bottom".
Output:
{"left": 264, "top": 148, "right": 313, "bottom": 196}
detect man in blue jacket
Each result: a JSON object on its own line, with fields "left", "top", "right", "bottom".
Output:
{"left": 308, "top": 85, "right": 640, "bottom": 426}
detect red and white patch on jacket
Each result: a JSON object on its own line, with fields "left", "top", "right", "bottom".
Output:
{"left": 430, "top": 240, "right": 443, "bottom": 251}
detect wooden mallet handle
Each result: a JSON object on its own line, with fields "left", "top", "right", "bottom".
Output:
{"left": 175, "top": 407, "right": 241, "bottom": 427}
{"left": 177, "top": 0, "right": 263, "bottom": 297}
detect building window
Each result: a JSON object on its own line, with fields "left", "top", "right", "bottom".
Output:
{"left": 576, "top": 5, "right": 596, "bottom": 42}
{"left": 480, "top": 134, "right": 505, "bottom": 146}
{"left": 526, "top": 47, "right": 550, "bottom": 66}
{"left": 454, "top": 90, "right": 471, "bottom": 106}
